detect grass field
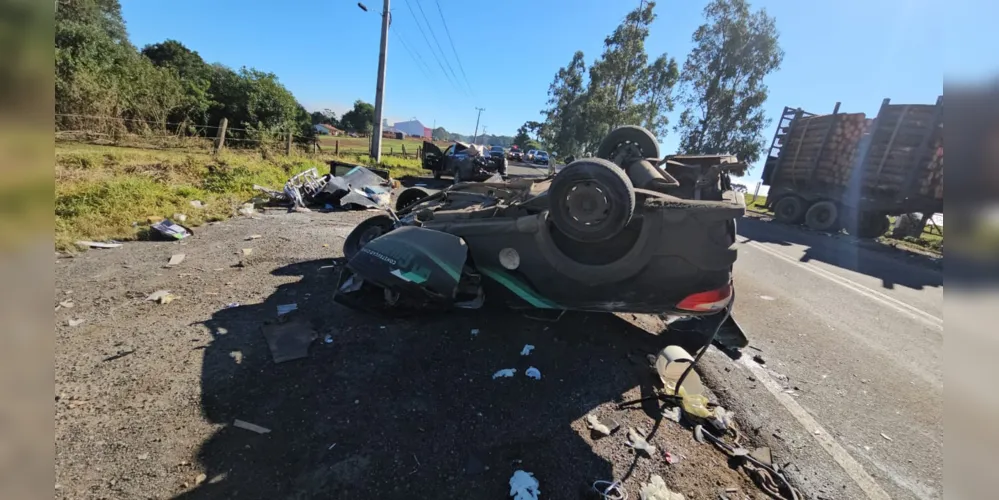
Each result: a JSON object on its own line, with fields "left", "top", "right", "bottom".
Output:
{"left": 54, "top": 142, "right": 424, "bottom": 250}
{"left": 318, "top": 135, "right": 440, "bottom": 156}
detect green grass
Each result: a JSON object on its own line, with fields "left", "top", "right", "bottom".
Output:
{"left": 54, "top": 142, "right": 427, "bottom": 250}
{"left": 318, "top": 135, "right": 435, "bottom": 155}
{"left": 744, "top": 193, "right": 769, "bottom": 212}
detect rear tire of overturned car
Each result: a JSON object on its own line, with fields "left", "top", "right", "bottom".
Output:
{"left": 343, "top": 215, "right": 394, "bottom": 260}
{"left": 773, "top": 196, "right": 806, "bottom": 224}
{"left": 804, "top": 201, "right": 839, "bottom": 232}
{"left": 596, "top": 125, "right": 661, "bottom": 166}
{"left": 549, "top": 158, "right": 636, "bottom": 243}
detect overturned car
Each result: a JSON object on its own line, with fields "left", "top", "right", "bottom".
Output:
{"left": 339, "top": 126, "right": 749, "bottom": 348}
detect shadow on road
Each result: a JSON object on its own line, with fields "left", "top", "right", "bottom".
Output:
{"left": 174, "top": 259, "right": 701, "bottom": 499}
{"left": 738, "top": 217, "right": 943, "bottom": 290}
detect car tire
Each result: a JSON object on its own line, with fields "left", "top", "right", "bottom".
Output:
{"left": 773, "top": 196, "right": 806, "bottom": 224}
{"left": 596, "top": 125, "right": 661, "bottom": 166}
{"left": 804, "top": 201, "right": 839, "bottom": 231}
{"left": 549, "top": 158, "right": 636, "bottom": 243}
{"left": 343, "top": 215, "right": 394, "bottom": 260}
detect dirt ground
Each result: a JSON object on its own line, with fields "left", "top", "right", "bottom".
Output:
{"left": 55, "top": 207, "right": 769, "bottom": 500}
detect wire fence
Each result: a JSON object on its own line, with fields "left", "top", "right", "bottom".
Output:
{"left": 55, "top": 114, "right": 428, "bottom": 159}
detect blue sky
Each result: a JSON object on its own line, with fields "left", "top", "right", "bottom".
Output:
{"left": 122, "top": 0, "right": 993, "bottom": 178}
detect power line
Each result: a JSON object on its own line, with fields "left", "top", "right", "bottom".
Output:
{"left": 433, "top": 0, "right": 474, "bottom": 95}
{"left": 412, "top": 0, "right": 465, "bottom": 96}
{"left": 390, "top": 25, "right": 435, "bottom": 82}
{"left": 402, "top": 0, "right": 462, "bottom": 94}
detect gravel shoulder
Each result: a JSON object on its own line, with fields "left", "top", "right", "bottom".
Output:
{"left": 55, "top": 208, "right": 764, "bottom": 500}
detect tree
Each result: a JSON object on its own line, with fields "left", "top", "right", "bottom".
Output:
{"left": 310, "top": 109, "right": 337, "bottom": 126}
{"left": 340, "top": 100, "right": 375, "bottom": 134}
{"left": 432, "top": 126, "right": 448, "bottom": 140}
{"left": 141, "top": 40, "right": 212, "bottom": 126}
{"left": 540, "top": 51, "right": 588, "bottom": 156}
{"left": 637, "top": 53, "right": 680, "bottom": 139}
{"left": 674, "top": 0, "right": 784, "bottom": 163}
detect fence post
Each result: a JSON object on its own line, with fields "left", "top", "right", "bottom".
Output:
{"left": 402, "top": 144, "right": 407, "bottom": 157}
{"left": 335, "top": 140, "right": 339, "bottom": 155}
{"left": 214, "top": 118, "right": 228, "bottom": 154}
{"left": 286, "top": 131, "right": 293, "bottom": 155}
{"left": 390, "top": 146, "right": 393, "bottom": 156}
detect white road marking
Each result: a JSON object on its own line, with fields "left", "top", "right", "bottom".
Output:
{"left": 739, "top": 356, "right": 893, "bottom": 500}
{"left": 739, "top": 239, "right": 943, "bottom": 330}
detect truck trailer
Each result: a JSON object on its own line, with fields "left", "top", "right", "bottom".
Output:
{"left": 760, "top": 97, "right": 943, "bottom": 238}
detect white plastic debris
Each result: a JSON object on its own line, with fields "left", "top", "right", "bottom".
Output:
{"left": 233, "top": 419, "right": 271, "bottom": 434}
{"left": 246, "top": 234, "right": 262, "bottom": 241}
{"left": 145, "top": 290, "right": 176, "bottom": 304}
{"left": 525, "top": 367, "right": 542, "bottom": 380}
{"left": 167, "top": 253, "right": 186, "bottom": 266}
{"left": 471, "top": 328, "right": 480, "bottom": 337}
{"left": 509, "top": 470, "right": 540, "bottom": 500}
{"left": 520, "top": 344, "right": 535, "bottom": 356}
{"left": 586, "top": 414, "right": 612, "bottom": 436}
{"left": 190, "top": 200, "right": 205, "bottom": 209}
{"left": 661, "top": 407, "right": 681, "bottom": 423}
{"left": 66, "top": 318, "right": 85, "bottom": 327}
{"left": 276, "top": 303, "right": 298, "bottom": 316}
{"left": 638, "top": 474, "right": 685, "bottom": 500}
{"left": 626, "top": 427, "right": 656, "bottom": 455}
{"left": 707, "top": 406, "right": 734, "bottom": 431}
{"left": 493, "top": 369, "right": 517, "bottom": 379}
{"left": 238, "top": 203, "right": 256, "bottom": 216}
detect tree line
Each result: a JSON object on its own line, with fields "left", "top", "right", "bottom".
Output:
{"left": 528, "top": 0, "right": 783, "bottom": 163}
{"left": 55, "top": 0, "right": 383, "bottom": 146}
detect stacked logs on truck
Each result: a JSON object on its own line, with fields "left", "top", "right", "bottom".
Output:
{"left": 860, "top": 103, "right": 942, "bottom": 196}
{"left": 773, "top": 112, "right": 868, "bottom": 188}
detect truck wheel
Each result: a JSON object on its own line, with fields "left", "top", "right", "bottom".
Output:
{"left": 596, "top": 126, "right": 660, "bottom": 167}
{"left": 773, "top": 196, "right": 806, "bottom": 224}
{"left": 804, "top": 201, "right": 839, "bottom": 231}
{"left": 549, "top": 158, "right": 635, "bottom": 242}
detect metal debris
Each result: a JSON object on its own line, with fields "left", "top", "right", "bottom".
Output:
{"left": 233, "top": 419, "right": 271, "bottom": 434}
{"left": 276, "top": 303, "right": 298, "bottom": 316}
{"left": 151, "top": 219, "right": 191, "bottom": 240}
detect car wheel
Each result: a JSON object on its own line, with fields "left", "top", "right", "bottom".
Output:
{"left": 343, "top": 215, "right": 394, "bottom": 260}
{"left": 773, "top": 196, "right": 806, "bottom": 224}
{"left": 596, "top": 125, "right": 661, "bottom": 167}
{"left": 549, "top": 158, "right": 636, "bottom": 242}
{"left": 804, "top": 201, "right": 839, "bottom": 231}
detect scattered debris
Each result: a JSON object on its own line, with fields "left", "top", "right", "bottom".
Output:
{"left": 471, "top": 328, "right": 480, "bottom": 337}
{"left": 638, "top": 474, "right": 685, "bottom": 500}
{"left": 194, "top": 473, "right": 207, "bottom": 485}
{"left": 167, "top": 253, "right": 186, "bottom": 266}
{"left": 520, "top": 344, "right": 535, "bottom": 356}
{"left": 592, "top": 480, "right": 627, "bottom": 500}
{"left": 626, "top": 427, "right": 656, "bottom": 456}
{"left": 238, "top": 203, "right": 256, "bottom": 216}
{"left": 75, "top": 240, "right": 121, "bottom": 249}
{"left": 223, "top": 302, "right": 240, "bottom": 309}
{"left": 261, "top": 317, "right": 317, "bottom": 363}
{"left": 189, "top": 200, "right": 205, "bottom": 209}
{"left": 664, "top": 451, "right": 679, "bottom": 464}
{"left": 654, "top": 345, "right": 704, "bottom": 395}
{"left": 138, "top": 453, "right": 149, "bottom": 460}
{"left": 492, "top": 369, "right": 517, "bottom": 379}
{"left": 880, "top": 433, "right": 893, "bottom": 442}
{"left": 58, "top": 300, "right": 74, "bottom": 309}
{"left": 66, "top": 318, "right": 85, "bottom": 327}
{"left": 759, "top": 295, "right": 775, "bottom": 301}
{"left": 145, "top": 290, "right": 177, "bottom": 304}
{"left": 509, "top": 470, "right": 540, "bottom": 500}
{"left": 173, "top": 213, "right": 188, "bottom": 223}
{"left": 707, "top": 406, "right": 734, "bottom": 432}
{"left": 241, "top": 248, "right": 253, "bottom": 257}
{"left": 151, "top": 219, "right": 191, "bottom": 240}
{"left": 525, "top": 367, "right": 542, "bottom": 380}
{"left": 233, "top": 419, "right": 271, "bottom": 434}
{"left": 323, "top": 334, "right": 333, "bottom": 344}
{"left": 276, "top": 303, "right": 298, "bottom": 316}
{"left": 661, "top": 407, "right": 681, "bottom": 423}
{"left": 245, "top": 234, "right": 262, "bottom": 241}
{"left": 585, "top": 414, "right": 620, "bottom": 437}
{"left": 752, "top": 354, "right": 766, "bottom": 365}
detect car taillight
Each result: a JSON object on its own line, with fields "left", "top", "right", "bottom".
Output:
{"left": 676, "top": 283, "right": 732, "bottom": 312}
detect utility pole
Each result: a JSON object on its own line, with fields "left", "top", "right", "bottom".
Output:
{"left": 369, "top": 0, "right": 390, "bottom": 162}
{"left": 471, "top": 107, "right": 485, "bottom": 144}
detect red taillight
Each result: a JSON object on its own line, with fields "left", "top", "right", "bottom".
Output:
{"left": 676, "top": 283, "right": 733, "bottom": 312}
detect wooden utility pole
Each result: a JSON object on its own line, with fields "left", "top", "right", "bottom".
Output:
{"left": 369, "top": 0, "right": 391, "bottom": 162}
{"left": 472, "top": 107, "right": 485, "bottom": 144}
{"left": 214, "top": 118, "right": 228, "bottom": 154}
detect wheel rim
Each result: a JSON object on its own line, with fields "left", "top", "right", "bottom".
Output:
{"left": 608, "top": 141, "right": 646, "bottom": 165}
{"left": 778, "top": 202, "right": 796, "bottom": 218}
{"left": 564, "top": 181, "right": 611, "bottom": 226}
{"left": 815, "top": 207, "right": 833, "bottom": 225}
{"left": 358, "top": 226, "right": 384, "bottom": 247}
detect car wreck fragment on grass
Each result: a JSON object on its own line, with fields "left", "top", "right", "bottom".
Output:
{"left": 256, "top": 162, "right": 396, "bottom": 211}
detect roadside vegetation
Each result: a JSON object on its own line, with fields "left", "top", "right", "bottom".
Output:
{"left": 54, "top": 143, "right": 423, "bottom": 251}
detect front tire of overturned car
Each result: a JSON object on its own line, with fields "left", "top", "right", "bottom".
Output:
{"left": 549, "top": 158, "right": 636, "bottom": 243}
{"left": 343, "top": 215, "right": 395, "bottom": 260}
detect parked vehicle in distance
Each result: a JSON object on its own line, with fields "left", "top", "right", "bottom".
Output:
{"left": 421, "top": 141, "right": 505, "bottom": 182}
{"left": 507, "top": 146, "right": 523, "bottom": 162}
{"left": 526, "top": 150, "right": 537, "bottom": 162}
{"left": 533, "top": 151, "right": 550, "bottom": 165}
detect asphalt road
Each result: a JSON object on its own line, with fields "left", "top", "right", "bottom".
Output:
{"left": 704, "top": 218, "right": 943, "bottom": 500}
{"left": 506, "top": 162, "right": 944, "bottom": 499}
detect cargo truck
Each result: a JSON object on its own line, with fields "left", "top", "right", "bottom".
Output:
{"left": 760, "top": 97, "right": 943, "bottom": 238}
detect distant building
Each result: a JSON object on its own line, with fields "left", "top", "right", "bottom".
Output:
{"left": 393, "top": 119, "right": 431, "bottom": 139}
